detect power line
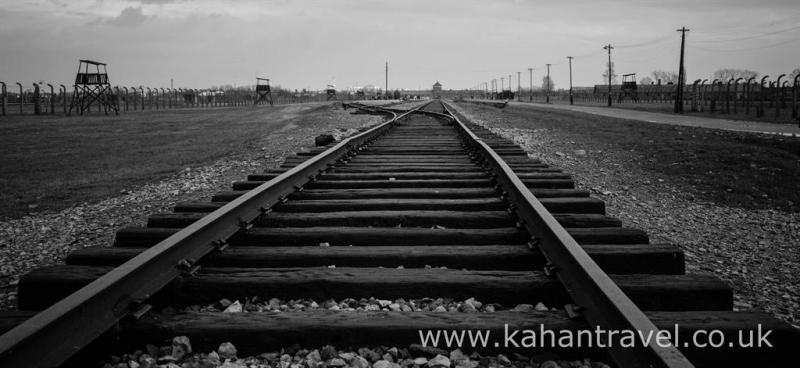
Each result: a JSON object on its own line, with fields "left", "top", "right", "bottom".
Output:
{"left": 691, "top": 13, "right": 800, "bottom": 36}
{"left": 693, "top": 24, "right": 800, "bottom": 43}
{"left": 572, "top": 48, "right": 605, "bottom": 59}
{"left": 688, "top": 36, "right": 800, "bottom": 52}
{"left": 615, "top": 35, "right": 674, "bottom": 49}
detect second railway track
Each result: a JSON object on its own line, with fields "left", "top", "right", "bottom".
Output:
{"left": 0, "top": 100, "right": 797, "bottom": 367}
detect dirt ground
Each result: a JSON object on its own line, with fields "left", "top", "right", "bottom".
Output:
{"left": 0, "top": 104, "right": 359, "bottom": 219}
{"left": 452, "top": 101, "right": 800, "bottom": 327}
{"left": 0, "top": 103, "right": 383, "bottom": 310}
{"left": 524, "top": 98, "right": 799, "bottom": 125}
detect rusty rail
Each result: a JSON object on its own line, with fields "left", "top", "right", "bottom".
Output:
{"left": 0, "top": 103, "right": 417, "bottom": 367}
{"left": 442, "top": 101, "right": 694, "bottom": 368}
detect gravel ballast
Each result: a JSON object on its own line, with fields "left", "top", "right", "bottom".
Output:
{"left": 99, "top": 338, "right": 610, "bottom": 368}
{"left": 180, "top": 297, "right": 554, "bottom": 314}
{"left": 452, "top": 102, "right": 800, "bottom": 327}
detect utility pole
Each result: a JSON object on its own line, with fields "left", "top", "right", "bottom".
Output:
{"left": 385, "top": 61, "right": 388, "bottom": 99}
{"left": 501, "top": 77, "right": 505, "bottom": 93}
{"left": 567, "top": 56, "right": 574, "bottom": 105}
{"left": 545, "top": 64, "right": 551, "bottom": 103}
{"left": 528, "top": 68, "right": 533, "bottom": 102}
{"left": 603, "top": 44, "right": 614, "bottom": 106}
{"left": 517, "top": 72, "right": 521, "bottom": 101}
{"left": 674, "top": 27, "right": 690, "bottom": 113}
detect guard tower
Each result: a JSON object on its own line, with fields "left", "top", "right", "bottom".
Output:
{"left": 255, "top": 78, "right": 273, "bottom": 105}
{"left": 326, "top": 84, "right": 337, "bottom": 100}
{"left": 432, "top": 81, "right": 442, "bottom": 99}
{"left": 68, "top": 59, "right": 119, "bottom": 115}
{"left": 620, "top": 73, "right": 638, "bottom": 101}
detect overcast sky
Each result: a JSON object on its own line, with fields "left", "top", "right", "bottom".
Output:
{"left": 1, "top": 0, "right": 798, "bottom": 91}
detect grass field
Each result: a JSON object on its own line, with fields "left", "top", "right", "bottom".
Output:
{"left": 462, "top": 102, "right": 800, "bottom": 212}
{"left": 0, "top": 104, "right": 341, "bottom": 219}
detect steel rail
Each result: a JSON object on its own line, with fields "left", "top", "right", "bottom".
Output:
{"left": 440, "top": 101, "right": 695, "bottom": 368}
{"left": 0, "top": 104, "right": 422, "bottom": 368}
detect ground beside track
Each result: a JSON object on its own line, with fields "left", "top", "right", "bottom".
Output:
{"left": 0, "top": 103, "right": 382, "bottom": 310}
{"left": 452, "top": 101, "right": 800, "bottom": 327}
{"left": 514, "top": 99, "right": 800, "bottom": 128}
{"left": 0, "top": 104, "right": 360, "bottom": 219}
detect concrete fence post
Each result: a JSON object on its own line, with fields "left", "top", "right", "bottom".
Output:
{"left": 758, "top": 76, "right": 769, "bottom": 117}
{"left": 132, "top": 87, "right": 138, "bottom": 111}
{"left": 724, "top": 79, "right": 733, "bottom": 114}
{"left": 709, "top": 79, "right": 719, "bottom": 113}
{"left": 775, "top": 74, "right": 785, "bottom": 118}
{"left": 732, "top": 78, "right": 742, "bottom": 115}
{"left": 60, "top": 85, "right": 67, "bottom": 114}
{"left": 793, "top": 75, "right": 800, "bottom": 119}
{"left": 16, "top": 82, "right": 24, "bottom": 114}
{"left": 47, "top": 84, "right": 54, "bottom": 114}
{"left": 745, "top": 77, "right": 755, "bottom": 115}
{"left": 123, "top": 87, "right": 129, "bottom": 111}
{"left": 698, "top": 80, "right": 707, "bottom": 112}
{"left": 0, "top": 82, "right": 6, "bottom": 116}
{"left": 782, "top": 81, "right": 790, "bottom": 109}
{"left": 112, "top": 86, "right": 120, "bottom": 115}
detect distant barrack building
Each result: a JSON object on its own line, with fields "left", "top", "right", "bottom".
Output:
{"left": 432, "top": 81, "right": 442, "bottom": 99}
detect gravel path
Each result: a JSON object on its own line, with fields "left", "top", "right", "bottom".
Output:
{"left": 0, "top": 104, "right": 382, "bottom": 311}
{"left": 452, "top": 102, "right": 800, "bottom": 328}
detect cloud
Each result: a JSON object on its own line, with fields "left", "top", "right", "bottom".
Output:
{"left": 108, "top": 6, "right": 149, "bottom": 27}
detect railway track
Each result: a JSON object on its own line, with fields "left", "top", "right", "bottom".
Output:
{"left": 0, "top": 100, "right": 796, "bottom": 367}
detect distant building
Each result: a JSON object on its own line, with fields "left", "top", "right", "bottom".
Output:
{"left": 432, "top": 81, "right": 442, "bottom": 99}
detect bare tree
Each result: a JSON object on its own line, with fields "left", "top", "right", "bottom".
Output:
{"left": 602, "top": 61, "right": 618, "bottom": 84}
{"left": 789, "top": 68, "right": 800, "bottom": 81}
{"left": 639, "top": 76, "right": 654, "bottom": 85}
{"left": 712, "top": 68, "right": 759, "bottom": 81}
{"left": 651, "top": 70, "right": 680, "bottom": 84}
{"left": 541, "top": 75, "right": 555, "bottom": 91}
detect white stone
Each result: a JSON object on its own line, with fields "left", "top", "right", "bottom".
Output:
{"left": 223, "top": 300, "right": 243, "bottom": 313}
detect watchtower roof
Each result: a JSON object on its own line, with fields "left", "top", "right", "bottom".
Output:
{"left": 79, "top": 59, "right": 106, "bottom": 66}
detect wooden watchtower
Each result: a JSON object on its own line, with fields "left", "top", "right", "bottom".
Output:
{"left": 255, "top": 78, "right": 273, "bottom": 105}
{"left": 68, "top": 60, "right": 119, "bottom": 115}
{"left": 326, "top": 84, "right": 337, "bottom": 101}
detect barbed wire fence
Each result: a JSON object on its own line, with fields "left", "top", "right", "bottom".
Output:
{"left": 0, "top": 82, "right": 362, "bottom": 117}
